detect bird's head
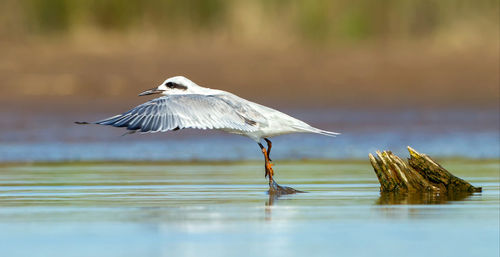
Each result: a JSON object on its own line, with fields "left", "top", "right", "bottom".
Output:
{"left": 139, "top": 76, "right": 201, "bottom": 96}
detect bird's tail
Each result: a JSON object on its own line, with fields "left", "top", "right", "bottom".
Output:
{"left": 293, "top": 125, "right": 340, "bottom": 137}
{"left": 312, "top": 128, "right": 340, "bottom": 137}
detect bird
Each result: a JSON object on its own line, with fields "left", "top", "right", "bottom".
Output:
{"left": 77, "top": 76, "right": 339, "bottom": 195}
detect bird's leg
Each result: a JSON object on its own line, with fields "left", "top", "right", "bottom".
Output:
{"left": 264, "top": 138, "right": 273, "bottom": 162}
{"left": 258, "top": 143, "right": 274, "bottom": 179}
{"left": 258, "top": 142, "right": 304, "bottom": 196}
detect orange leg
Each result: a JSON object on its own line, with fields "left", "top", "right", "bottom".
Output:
{"left": 259, "top": 143, "right": 274, "bottom": 183}
{"left": 264, "top": 138, "right": 273, "bottom": 162}
{"left": 258, "top": 141, "right": 303, "bottom": 195}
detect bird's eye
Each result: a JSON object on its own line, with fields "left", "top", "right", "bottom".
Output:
{"left": 165, "top": 82, "right": 187, "bottom": 90}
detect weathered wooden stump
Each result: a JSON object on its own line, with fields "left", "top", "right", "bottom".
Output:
{"left": 369, "top": 146, "right": 481, "bottom": 193}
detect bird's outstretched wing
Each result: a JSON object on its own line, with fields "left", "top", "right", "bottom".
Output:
{"left": 89, "top": 94, "right": 261, "bottom": 133}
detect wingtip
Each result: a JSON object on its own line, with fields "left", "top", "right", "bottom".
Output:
{"left": 75, "top": 121, "right": 90, "bottom": 125}
{"left": 121, "top": 130, "right": 137, "bottom": 136}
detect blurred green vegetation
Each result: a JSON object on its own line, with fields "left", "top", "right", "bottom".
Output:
{"left": 0, "top": 0, "right": 497, "bottom": 44}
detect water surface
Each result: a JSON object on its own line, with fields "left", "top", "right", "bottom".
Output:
{"left": 1, "top": 109, "right": 498, "bottom": 161}
{"left": 0, "top": 160, "right": 498, "bottom": 257}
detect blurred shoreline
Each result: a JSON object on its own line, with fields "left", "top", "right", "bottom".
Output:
{"left": 1, "top": 40, "right": 498, "bottom": 110}
{"left": 1, "top": 0, "right": 498, "bottom": 110}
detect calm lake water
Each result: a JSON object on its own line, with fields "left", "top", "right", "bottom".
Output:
{"left": 0, "top": 161, "right": 498, "bottom": 257}
{"left": 1, "top": 108, "right": 499, "bottom": 161}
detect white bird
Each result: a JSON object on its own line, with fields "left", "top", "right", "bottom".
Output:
{"left": 78, "top": 76, "right": 339, "bottom": 195}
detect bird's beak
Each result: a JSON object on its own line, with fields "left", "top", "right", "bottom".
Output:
{"left": 139, "top": 88, "right": 163, "bottom": 96}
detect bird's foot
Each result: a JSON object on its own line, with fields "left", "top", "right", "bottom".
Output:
{"left": 268, "top": 179, "right": 305, "bottom": 196}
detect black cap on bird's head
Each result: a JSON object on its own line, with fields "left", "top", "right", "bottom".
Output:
{"left": 138, "top": 76, "right": 198, "bottom": 96}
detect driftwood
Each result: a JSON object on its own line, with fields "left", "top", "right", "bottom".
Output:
{"left": 369, "top": 146, "right": 481, "bottom": 193}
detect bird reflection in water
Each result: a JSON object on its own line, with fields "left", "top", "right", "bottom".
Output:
{"left": 264, "top": 189, "right": 306, "bottom": 221}
{"left": 265, "top": 193, "right": 278, "bottom": 221}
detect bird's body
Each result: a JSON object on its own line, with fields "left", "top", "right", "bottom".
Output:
{"left": 79, "top": 76, "right": 339, "bottom": 195}
{"left": 94, "top": 76, "right": 338, "bottom": 141}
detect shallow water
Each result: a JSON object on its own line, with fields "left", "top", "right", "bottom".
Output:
{"left": 0, "top": 161, "right": 498, "bottom": 257}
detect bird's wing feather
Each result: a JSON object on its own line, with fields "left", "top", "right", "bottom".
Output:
{"left": 215, "top": 94, "right": 269, "bottom": 126}
{"left": 93, "top": 94, "right": 262, "bottom": 133}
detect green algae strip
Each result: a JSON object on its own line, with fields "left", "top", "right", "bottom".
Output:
{"left": 0, "top": 158, "right": 497, "bottom": 167}
{"left": 0, "top": 159, "right": 497, "bottom": 188}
